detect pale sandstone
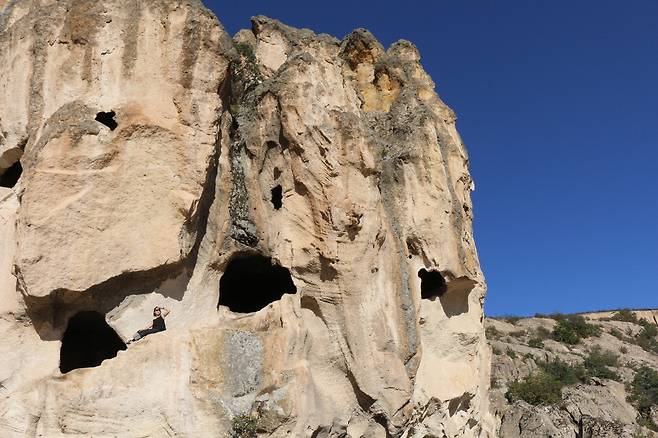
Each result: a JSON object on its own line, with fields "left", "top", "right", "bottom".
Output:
{"left": 0, "top": 4, "right": 493, "bottom": 437}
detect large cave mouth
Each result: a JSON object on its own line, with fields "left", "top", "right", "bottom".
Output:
{"left": 218, "top": 254, "right": 297, "bottom": 313}
{"left": 0, "top": 160, "right": 22, "bottom": 188}
{"left": 418, "top": 268, "right": 447, "bottom": 299}
{"left": 59, "top": 311, "right": 126, "bottom": 374}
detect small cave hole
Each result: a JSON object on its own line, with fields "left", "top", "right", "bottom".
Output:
{"left": 95, "top": 110, "right": 118, "bottom": 131}
{"left": 59, "top": 311, "right": 126, "bottom": 374}
{"left": 273, "top": 167, "right": 282, "bottom": 180}
{"left": 0, "top": 160, "right": 22, "bottom": 188}
{"left": 218, "top": 254, "right": 297, "bottom": 313}
{"left": 418, "top": 268, "right": 447, "bottom": 299}
{"left": 271, "top": 185, "right": 283, "bottom": 210}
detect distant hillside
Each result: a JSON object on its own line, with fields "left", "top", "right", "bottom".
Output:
{"left": 487, "top": 309, "right": 658, "bottom": 437}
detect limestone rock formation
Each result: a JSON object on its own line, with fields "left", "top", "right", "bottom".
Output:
{"left": 487, "top": 311, "right": 658, "bottom": 437}
{"left": 0, "top": 1, "right": 493, "bottom": 436}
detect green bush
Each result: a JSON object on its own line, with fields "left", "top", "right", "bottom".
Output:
{"left": 485, "top": 326, "right": 500, "bottom": 339}
{"left": 535, "top": 326, "right": 552, "bottom": 339}
{"left": 628, "top": 366, "right": 658, "bottom": 431}
{"left": 611, "top": 309, "right": 639, "bottom": 324}
{"left": 528, "top": 337, "right": 545, "bottom": 348}
{"left": 539, "top": 357, "right": 587, "bottom": 385}
{"left": 634, "top": 324, "right": 658, "bottom": 354}
{"left": 506, "top": 371, "right": 563, "bottom": 405}
{"left": 552, "top": 315, "right": 601, "bottom": 345}
{"left": 506, "top": 358, "right": 588, "bottom": 406}
{"left": 509, "top": 330, "right": 526, "bottom": 339}
{"left": 504, "top": 316, "right": 521, "bottom": 325}
{"left": 231, "top": 413, "right": 258, "bottom": 438}
{"left": 609, "top": 328, "right": 625, "bottom": 340}
{"left": 506, "top": 349, "right": 517, "bottom": 359}
{"left": 583, "top": 346, "right": 620, "bottom": 381}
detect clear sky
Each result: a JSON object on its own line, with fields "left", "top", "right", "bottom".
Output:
{"left": 206, "top": 1, "right": 658, "bottom": 316}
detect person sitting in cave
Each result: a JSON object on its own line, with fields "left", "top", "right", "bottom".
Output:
{"left": 126, "top": 306, "right": 170, "bottom": 344}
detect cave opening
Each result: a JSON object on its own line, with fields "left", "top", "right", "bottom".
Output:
{"left": 218, "top": 253, "right": 297, "bottom": 313}
{"left": 59, "top": 311, "right": 126, "bottom": 374}
{"left": 418, "top": 268, "right": 447, "bottom": 299}
{"left": 95, "top": 110, "right": 118, "bottom": 131}
{"left": 0, "top": 160, "right": 22, "bottom": 188}
{"left": 271, "top": 185, "right": 283, "bottom": 210}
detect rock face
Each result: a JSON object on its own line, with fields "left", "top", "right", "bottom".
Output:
{"left": 487, "top": 311, "right": 658, "bottom": 437}
{"left": 0, "top": 1, "right": 493, "bottom": 437}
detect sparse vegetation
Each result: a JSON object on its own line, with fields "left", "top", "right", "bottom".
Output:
{"left": 528, "top": 337, "right": 545, "bottom": 348}
{"left": 552, "top": 314, "right": 601, "bottom": 345}
{"left": 506, "top": 349, "right": 517, "bottom": 359}
{"left": 583, "top": 346, "right": 620, "bottom": 381}
{"left": 506, "top": 371, "right": 563, "bottom": 405}
{"left": 485, "top": 326, "right": 500, "bottom": 339}
{"left": 539, "top": 357, "right": 587, "bottom": 385}
{"left": 610, "top": 327, "right": 625, "bottom": 340}
{"left": 231, "top": 413, "right": 258, "bottom": 438}
{"left": 628, "top": 366, "right": 658, "bottom": 431}
{"left": 505, "top": 358, "right": 586, "bottom": 406}
{"left": 610, "top": 309, "right": 640, "bottom": 324}
{"left": 620, "top": 345, "right": 629, "bottom": 354}
{"left": 535, "top": 326, "right": 552, "bottom": 339}
{"left": 634, "top": 323, "right": 658, "bottom": 354}
{"left": 504, "top": 316, "right": 521, "bottom": 325}
{"left": 509, "top": 330, "right": 526, "bottom": 338}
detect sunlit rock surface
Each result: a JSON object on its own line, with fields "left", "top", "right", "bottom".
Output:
{"left": 0, "top": 1, "right": 493, "bottom": 436}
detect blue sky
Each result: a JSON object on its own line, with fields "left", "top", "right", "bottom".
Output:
{"left": 206, "top": 1, "right": 658, "bottom": 316}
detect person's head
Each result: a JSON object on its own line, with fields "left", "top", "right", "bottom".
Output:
{"left": 153, "top": 306, "right": 161, "bottom": 317}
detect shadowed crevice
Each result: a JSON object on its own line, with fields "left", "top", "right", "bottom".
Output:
{"left": 217, "top": 253, "right": 297, "bottom": 313}
{"left": 59, "top": 311, "right": 126, "bottom": 374}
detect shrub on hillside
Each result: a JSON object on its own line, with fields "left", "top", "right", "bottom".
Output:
{"left": 231, "top": 413, "right": 258, "bottom": 438}
{"left": 611, "top": 309, "right": 640, "bottom": 324}
{"left": 539, "top": 357, "right": 587, "bottom": 385}
{"left": 528, "top": 337, "right": 545, "bottom": 348}
{"left": 535, "top": 326, "right": 552, "bottom": 339}
{"left": 628, "top": 366, "right": 658, "bottom": 431}
{"left": 583, "top": 346, "right": 620, "bottom": 381}
{"left": 506, "top": 371, "right": 563, "bottom": 405}
{"left": 509, "top": 330, "right": 526, "bottom": 338}
{"left": 552, "top": 315, "right": 601, "bottom": 345}
{"left": 635, "top": 324, "right": 658, "bottom": 354}
{"left": 506, "top": 358, "right": 587, "bottom": 406}
{"left": 485, "top": 326, "right": 500, "bottom": 339}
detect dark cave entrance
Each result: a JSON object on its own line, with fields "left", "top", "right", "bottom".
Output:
{"left": 59, "top": 311, "right": 126, "bottom": 374}
{"left": 217, "top": 254, "right": 297, "bottom": 313}
{"left": 95, "top": 111, "right": 118, "bottom": 131}
{"left": 418, "top": 268, "right": 447, "bottom": 299}
{"left": 271, "top": 185, "right": 283, "bottom": 210}
{"left": 0, "top": 160, "right": 22, "bottom": 188}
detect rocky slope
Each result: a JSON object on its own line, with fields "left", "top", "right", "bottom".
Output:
{"left": 487, "top": 309, "right": 658, "bottom": 437}
{"left": 0, "top": 1, "right": 493, "bottom": 437}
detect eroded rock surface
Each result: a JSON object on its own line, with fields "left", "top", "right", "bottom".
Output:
{"left": 0, "top": 2, "right": 493, "bottom": 436}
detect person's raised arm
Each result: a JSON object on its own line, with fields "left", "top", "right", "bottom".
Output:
{"left": 160, "top": 307, "right": 170, "bottom": 317}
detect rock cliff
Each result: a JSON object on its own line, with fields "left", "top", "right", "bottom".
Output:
{"left": 0, "top": 1, "right": 493, "bottom": 436}
{"left": 487, "top": 310, "right": 658, "bottom": 437}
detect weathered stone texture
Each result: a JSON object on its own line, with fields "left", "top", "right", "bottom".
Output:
{"left": 0, "top": 3, "right": 493, "bottom": 437}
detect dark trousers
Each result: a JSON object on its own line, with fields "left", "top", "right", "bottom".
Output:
{"left": 134, "top": 328, "right": 164, "bottom": 341}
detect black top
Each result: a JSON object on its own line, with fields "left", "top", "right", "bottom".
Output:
{"left": 152, "top": 316, "right": 166, "bottom": 332}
